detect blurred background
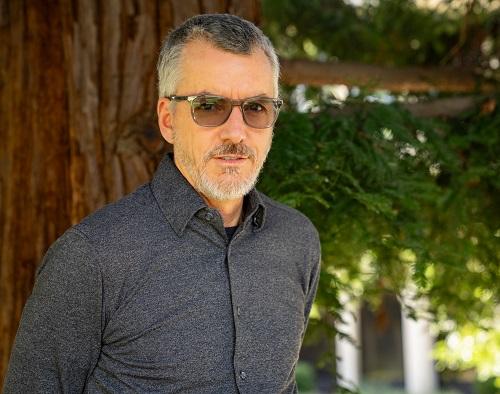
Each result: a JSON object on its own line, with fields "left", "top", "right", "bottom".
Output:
{"left": 0, "top": 0, "right": 498, "bottom": 392}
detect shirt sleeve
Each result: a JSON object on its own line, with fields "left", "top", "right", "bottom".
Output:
{"left": 302, "top": 230, "right": 321, "bottom": 336}
{"left": 3, "top": 229, "right": 103, "bottom": 394}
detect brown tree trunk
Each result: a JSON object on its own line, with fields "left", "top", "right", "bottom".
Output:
{"left": 0, "top": 0, "right": 260, "bottom": 385}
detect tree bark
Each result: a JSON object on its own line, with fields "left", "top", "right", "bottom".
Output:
{"left": 0, "top": 0, "right": 260, "bottom": 384}
{"left": 280, "top": 58, "right": 496, "bottom": 93}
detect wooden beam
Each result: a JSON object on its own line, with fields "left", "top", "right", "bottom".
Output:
{"left": 280, "top": 58, "right": 496, "bottom": 93}
{"left": 327, "top": 96, "right": 491, "bottom": 118}
{"left": 401, "top": 96, "right": 486, "bottom": 117}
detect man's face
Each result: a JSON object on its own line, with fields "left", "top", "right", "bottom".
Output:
{"left": 157, "top": 40, "right": 276, "bottom": 202}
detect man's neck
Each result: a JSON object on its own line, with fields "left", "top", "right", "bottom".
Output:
{"left": 172, "top": 156, "right": 244, "bottom": 227}
{"left": 202, "top": 196, "right": 243, "bottom": 227}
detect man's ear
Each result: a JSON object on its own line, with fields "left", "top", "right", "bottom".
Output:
{"left": 157, "top": 98, "right": 174, "bottom": 144}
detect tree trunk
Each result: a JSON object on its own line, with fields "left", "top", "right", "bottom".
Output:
{"left": 0, "top": 0, "right": 260, "bottom": 384}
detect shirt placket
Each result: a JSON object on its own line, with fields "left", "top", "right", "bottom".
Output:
{"left": 225, "top": 215, "right": 261, "bottom": 393}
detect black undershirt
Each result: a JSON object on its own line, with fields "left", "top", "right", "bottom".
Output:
{"left": 224, "top": 226, "right": 238, "bottom": 241}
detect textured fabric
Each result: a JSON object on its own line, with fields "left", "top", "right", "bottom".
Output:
{"left": 4, "top": 154, "right": 321, "bottom": 394}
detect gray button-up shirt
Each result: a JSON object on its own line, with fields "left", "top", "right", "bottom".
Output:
{"left": 4, "top": 154, "right": 321, "bottom": 394}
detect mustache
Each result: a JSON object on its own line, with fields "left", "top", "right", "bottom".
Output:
{"left": 204, "top": 143, "right": 256, "bottom": 161}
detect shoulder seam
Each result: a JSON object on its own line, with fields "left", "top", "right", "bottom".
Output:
{"left": 67, "top": 228, "right": 105, "bottom": 273}
{"left": 259, "top": 191, "right": 316, "bottom": 222}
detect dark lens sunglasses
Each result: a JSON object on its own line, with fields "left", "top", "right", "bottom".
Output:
{"left": 166, "top": 94, "right": 283, "bottom": 129}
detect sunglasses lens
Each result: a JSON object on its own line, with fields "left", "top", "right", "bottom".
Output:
{"left": 192, "top": 96, "right": 230, "bottom": 127}
{"left": 242, "top": 99, "right": 278, "bottom": 128}
{"left": 189, "top": 95, "right": 281, "bottom": 128}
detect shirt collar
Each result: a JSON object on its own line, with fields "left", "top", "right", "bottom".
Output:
{"left": 151, "top": 153, "right": 266, "bottom": 236}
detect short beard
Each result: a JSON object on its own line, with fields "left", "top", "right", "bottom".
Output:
{"left": 174, "top": 139, "right": 270, "bottom": 201}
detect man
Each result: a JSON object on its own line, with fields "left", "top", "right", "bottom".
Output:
{"left": 4, "top": 14, "right": 321, "bottom": 393}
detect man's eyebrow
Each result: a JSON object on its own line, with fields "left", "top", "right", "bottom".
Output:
{"left": 185, "top": 92, "right": 274, "bottom": 99}
{"left": 191, "top": 91, "right": 222, "bottom": 96}
{"left": 176, "top": 90, "right": 215, "bottom": 96}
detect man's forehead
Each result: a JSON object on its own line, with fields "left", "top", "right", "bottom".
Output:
{"left": 176, "top": 40, "right": 275, "bottom": 97}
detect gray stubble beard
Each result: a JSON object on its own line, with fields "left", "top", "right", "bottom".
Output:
{"left": 173, "top": 133, "right": 272, "bottom": 201}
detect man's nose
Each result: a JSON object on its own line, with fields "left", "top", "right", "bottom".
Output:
{"left": 218, "top": 106, "right": 248, "bottom": 143}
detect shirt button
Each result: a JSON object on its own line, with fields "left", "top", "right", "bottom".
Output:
{"left": 237, "top": 306, "right": 241, "bottom": 316}
{"left": 240, "top": 371, "right": 247, "bottom": 380}
{"left": 205, "top": 211, "right": 214, "bottom": 221}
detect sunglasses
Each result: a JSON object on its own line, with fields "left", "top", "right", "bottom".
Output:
{"left": 166, "top": 94, "right": 283, "bottom": 129}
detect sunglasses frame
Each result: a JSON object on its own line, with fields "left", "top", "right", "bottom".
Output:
{"left": 166, "top": 94, "right": 283, "bottom": 129}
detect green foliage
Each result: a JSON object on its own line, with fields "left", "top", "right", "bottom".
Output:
{"left": 258, "top": 99, "right": 500, "bottom": 374}
{"left": 475, "top": 377, "right": 499, "bottom": 394}
{"left": 259, "top": 0, "right": 499, "bottom": 381}
{"left": 359, "top": 382, "right": 462, "bottom": 394}
{"left": 434, "top": 323, "right": 500, "bottom": 387}
{"left": 262, "top": 0, "right": 499, "bottom": 77}
{"left": 295, "top": 361, "right": 317, "bottom": 392}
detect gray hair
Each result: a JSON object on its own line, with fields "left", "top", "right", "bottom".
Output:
{"left": 157, "top": 14, "right": 280, "bottom": 98}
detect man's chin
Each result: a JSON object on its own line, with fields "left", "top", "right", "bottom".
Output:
{"left": 198, "top": 175, "right": 257, "bottom": 201}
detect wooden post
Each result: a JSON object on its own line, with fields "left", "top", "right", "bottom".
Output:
{"left": 401, "top": 286, "right": 439, "bottom": 394}
{"left": 336, "top": 294, "right": 361, "bottom": 391}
